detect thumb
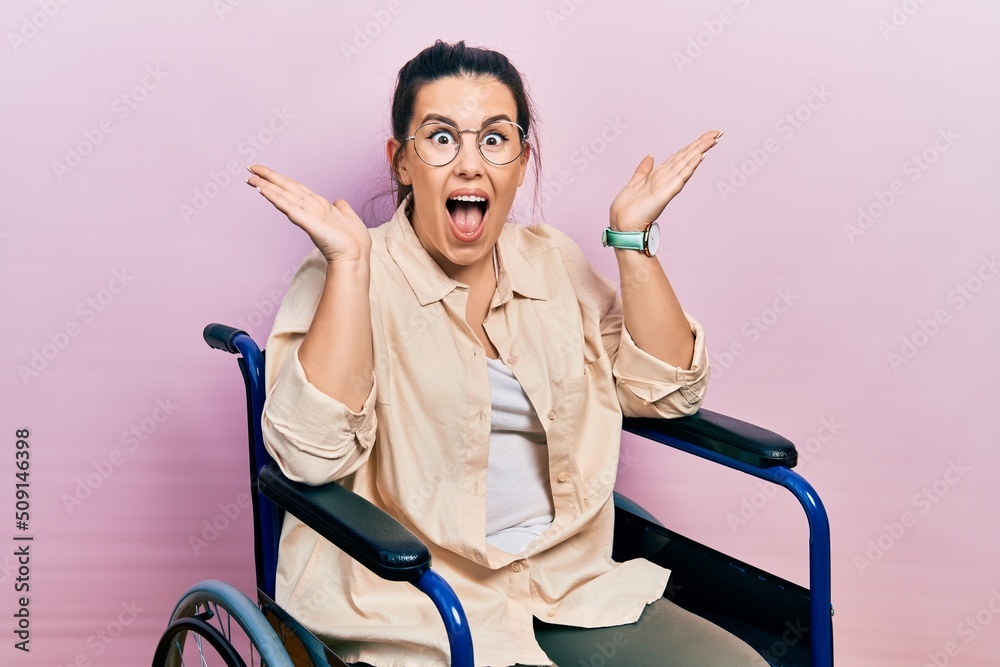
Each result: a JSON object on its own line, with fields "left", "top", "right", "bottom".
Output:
{"left": 626, "top": 154, "right": 655, "bottom": 187}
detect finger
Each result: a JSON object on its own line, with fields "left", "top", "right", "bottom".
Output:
{"left": 625, "top": 154, "right": 656, "bottom": 188}
{"left": 645, "top": 147, "right": 706, "bottom": 200}
{"left": 665, "top": 133, "right": 712, "bottom": 162}
{"left": 689, "top": 129, "right": 722, "bottom": 157}
{"left": 690, "top": 129, "right": 722, "bottom": 149}
{"left": 657, "top": 151, "right": 706, "bottom": 195}
{"left": 247, "top": 177, "right": 331, "bottom": 223}
{"left": 252, "top": 179, "right": 306, "bottom": 220}
{"left": 332, "top": 198, "right": 367, "bottom": 226}
{"left": 332, "top": 198, "right": 356, "bottom": 213}
{"left": 245, "top": 174, "right": 295, "bottom": 205}
{"left": 247, "top": 163, "right": 276, "bottom": 179}
{"left": 247, "top": 163, "right": 311, "bottom": 198}
{"left": 657, "top": 131, "right": 721, "bottom": 171}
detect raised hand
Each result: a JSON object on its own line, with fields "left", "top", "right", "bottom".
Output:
{"left": 608, "top": 130, "right": 722, "bottom": 232}
{"left": 246, "top": 164, "right": 371, "bottom": 263}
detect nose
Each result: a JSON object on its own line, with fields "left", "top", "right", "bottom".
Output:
{"left": 452, "top": 129, "right": 485, "bottom": 177}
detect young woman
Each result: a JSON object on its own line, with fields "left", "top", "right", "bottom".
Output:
{"left": 247, "top": 40, "right": 766, "bottom": 667}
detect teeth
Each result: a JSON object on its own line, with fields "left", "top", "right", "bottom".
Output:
{"left": 448, "top": 195, "right": 487, "bottom": 202}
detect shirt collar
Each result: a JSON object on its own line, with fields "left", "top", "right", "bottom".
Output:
{"left": 385, "top": 195, "right": 550, "bottom": 306}
{"left": 495, "top": 224, "right": 549, "bottom": 303}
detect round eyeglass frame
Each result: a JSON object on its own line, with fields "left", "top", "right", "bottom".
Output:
{"left": 402, "top": 120, "right": 527, "bottom": 167}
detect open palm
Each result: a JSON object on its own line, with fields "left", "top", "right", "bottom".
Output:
{"left": 246, "top": 164, "right": 371, "bottom": 263}
{"left": 609, "top": 130, "right": 722, "bottom": 232}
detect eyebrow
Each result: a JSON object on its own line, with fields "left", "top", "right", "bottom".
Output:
{"left": 418, "top": 112, "right": 514, "bottom": 128}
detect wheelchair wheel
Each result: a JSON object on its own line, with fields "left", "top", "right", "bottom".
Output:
{"left": 153, "top": 615, "right": 248, "bottom": 666}
{"left": 153, "top": 579, "right": 294, "bottom": 667}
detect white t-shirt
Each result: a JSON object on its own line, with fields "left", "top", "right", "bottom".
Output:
{"left": 484, "top": 356, "right": 555, "bottom": 554}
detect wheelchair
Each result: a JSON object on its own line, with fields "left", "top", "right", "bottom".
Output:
{"left": 152, "top": 322, "right": 834, "bottom": 667}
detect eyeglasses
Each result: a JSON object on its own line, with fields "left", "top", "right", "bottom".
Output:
{"left": 403, "top": 120, "right": 526, "bottom": 167}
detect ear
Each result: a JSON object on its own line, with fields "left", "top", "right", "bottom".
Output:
{"left": 386, "top": 138, "right": 411, "bottom": 186}
{"left": 515, "top": 141, "right": 531, "bottom": 187}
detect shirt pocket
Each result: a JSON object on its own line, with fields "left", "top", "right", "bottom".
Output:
{"left": 560, "top": 372, "right": 589, "bottom": 397}
{"left": 558, "top": 367, "right": 590, "bottom": 434}
{"left": 558, "top": 353, "right": 615, "bottom": 430}
{"left": 567, "top": 355, "right": 620, "bottom": 508}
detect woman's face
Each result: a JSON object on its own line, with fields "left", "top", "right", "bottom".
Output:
{"left": 390, "top": 75, "right": 529, "bottom": 279}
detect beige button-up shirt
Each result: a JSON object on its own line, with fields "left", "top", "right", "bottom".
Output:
{"left": 262, "top": 198, "right": 710, "bottom": 667}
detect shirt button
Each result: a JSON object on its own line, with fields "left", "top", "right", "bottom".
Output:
{"left": 547, "top": 410, "right": 556, "bottom": 420}
{"left": 557, "top": 472, "right": 569, "bottom": 483}
{"left": 547, "top": 609, "right": 557, "bottom": 618}
{"left": 510, "top": 561, "right": 522, "bottom": 572}
{"left": 507, "top": 354, "right": 517, "bottom": 364}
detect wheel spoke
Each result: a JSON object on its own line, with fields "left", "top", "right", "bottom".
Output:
{"left": 173, "top": 637, "right": 187, "bottom": 667}
{"left": 194, "top": 632, "right": 208, "bottom": 667}
{"left": 210, "top": 602, "right": 223, "bottom": 638}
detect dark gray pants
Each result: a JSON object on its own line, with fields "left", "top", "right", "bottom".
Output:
{"left": 353, "top": 598, "right": 769, "bottom": 666}
{"left": 529, "top": 598, "right": 769, "bottom": 667}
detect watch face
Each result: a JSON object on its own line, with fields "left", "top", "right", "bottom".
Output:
{"left": 646, "top": 223, "right": 660, "bottom": 256}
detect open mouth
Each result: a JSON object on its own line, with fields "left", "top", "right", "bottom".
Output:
{"left": 445, "top": 194, "right": 489, "bottom": 242}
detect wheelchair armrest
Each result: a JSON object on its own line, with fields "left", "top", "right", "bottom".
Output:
{"left": 257, "top": 463, "right": 431, "bottom": 583}
{"left": 623, "top": 409, "right": 797, "bottom": 468}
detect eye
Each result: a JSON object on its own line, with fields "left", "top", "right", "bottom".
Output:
{"left": 480, "top": 128, "right": 509, "bottom": 148}
{"left": 427, "top": 126, "right": 458, "bottom": 145}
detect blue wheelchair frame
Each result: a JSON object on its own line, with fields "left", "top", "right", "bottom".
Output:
{"left": 166, "top": 323, "right": 833, "bottom": 667}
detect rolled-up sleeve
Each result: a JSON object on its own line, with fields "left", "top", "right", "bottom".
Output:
{"left": 552, "top": 227, "right": 711, "bottom": 419}
{"left": 262, "top": 339, "right": 377, "bottom": 484}
{"left": 260, "top": 249, "right": 378, "bottom": 485}
{"left": 612, "top": 312, "right": 710, "bottom": 418}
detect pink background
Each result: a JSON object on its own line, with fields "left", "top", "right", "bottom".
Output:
{"left": 3, "top": 1, "right": 998, "bottom": 665}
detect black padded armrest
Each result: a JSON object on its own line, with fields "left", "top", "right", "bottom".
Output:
{"left": 257, "top": 463, "right": 431, "bottom": 582}
{"left": 623, "top": 409, "right": 797, "bottom": 469}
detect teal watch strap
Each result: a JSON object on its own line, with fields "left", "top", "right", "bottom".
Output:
{"left": 601, "top": 228, "right": 645, "bottom": 251}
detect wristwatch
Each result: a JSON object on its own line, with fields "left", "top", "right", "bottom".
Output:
{"left": 601, "top": 222, "right": 660, "bottom": 257}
